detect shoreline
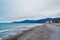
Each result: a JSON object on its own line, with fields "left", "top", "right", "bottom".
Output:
{"left": 0, "top": 25, "right": 40, "bottom": 39}
{"left": 1, "top": 24, "right": 53, "bottom": 40}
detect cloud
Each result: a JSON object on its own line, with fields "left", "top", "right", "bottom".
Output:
{"left": 0, "top": 0, "right": 60, "bottom": 22}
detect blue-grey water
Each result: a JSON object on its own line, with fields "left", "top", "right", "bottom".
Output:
{"left": 0, "top": 23, "right": 41, "bottom": 39}
{"left": 0, "top": 23, "right": 41, "bottom": 31}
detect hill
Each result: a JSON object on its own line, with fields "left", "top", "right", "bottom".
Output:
{"left": 13, "top": 18, "right": 54, "bottom": 23}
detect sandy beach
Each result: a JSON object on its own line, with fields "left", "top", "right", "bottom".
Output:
{"left": 2, "top": 23, "right": 60, "bottom": 40}
{"left": 1, "top": 24, "right": 54, "bottom": 40}
{"left": 17, "top": 24, "right": 53, "bottom": 40}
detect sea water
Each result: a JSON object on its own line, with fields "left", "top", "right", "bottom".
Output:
{"left": 0, "top": 23, "right": 42, "bottom": 39}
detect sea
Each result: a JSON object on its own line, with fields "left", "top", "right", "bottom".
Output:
{"left": 0, "top": 23, "right": 42, "bottom": 39}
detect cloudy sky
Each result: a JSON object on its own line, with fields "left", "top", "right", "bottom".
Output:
{"left": 0, "top": 0, "right": 60, "bottom": 22}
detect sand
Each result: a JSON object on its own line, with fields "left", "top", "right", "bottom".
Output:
{"left": 2, "top": 24, "right": 53, "bottom": 40}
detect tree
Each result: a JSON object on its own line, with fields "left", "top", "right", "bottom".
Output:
{"left": 52, "top": 18, "right": 60, "bottom": 23}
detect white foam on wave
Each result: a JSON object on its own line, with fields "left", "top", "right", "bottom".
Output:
{"left": 3, "top": 33, "right": 18, "bottom": 38}
{"left": 0, "top": 38, "right": 2, "bottom": 40}
{"left": 0, "top": 23, "right": 43, "bottom": 40}
{"left": 0, "top": 29, "right": 14, "bottom": 33}
{"left": 0, "top": 29, "right": 23, "bottom": 40}
{"left": 0, "top": 27, "right": 33, "bottom": 40}
{"left": 0, "top": 24, "right": 43, "bottom": 33}
{"left": 0, "top": 28, "right": 26, "bottom": 33}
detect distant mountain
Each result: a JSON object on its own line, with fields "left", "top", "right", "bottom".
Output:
{"left": 13, "top": 18, "right": 55, "bottom": 23}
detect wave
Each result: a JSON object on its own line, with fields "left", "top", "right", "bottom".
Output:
{"left": 0, "top": 24, "right": 42, "bottom": 40}
{"left": 0, "top": 29, "right": 15, "bottom": 33}
{"left": 0, "top": 24, "right": 42, "bottom": 34}
{"left": 0, "top": 38, "right": 2, "bottom": 40}
{"left": 0, "top": 29, "right": 23, "bottom": 40}
{"left": 0, "top": 27, "right": 34, "bottom": 40}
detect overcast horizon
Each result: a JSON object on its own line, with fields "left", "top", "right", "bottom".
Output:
{"left": 0, "top": 0, "right": 60, "bottom": 23}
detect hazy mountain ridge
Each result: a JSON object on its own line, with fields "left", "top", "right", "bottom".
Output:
{"left": 13, "top": 18, "right": 56, "bottom": 23}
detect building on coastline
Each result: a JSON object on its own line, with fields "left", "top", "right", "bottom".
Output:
{"left": 45, "top": 18, "right": 60, "bottom": 24}
{"left": 52, "top": 18, "right": 60, "bottom": 23}
{"left": 45, "top": 20, "right": 53, "bottom": 24}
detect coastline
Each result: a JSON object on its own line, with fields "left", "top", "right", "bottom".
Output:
{"left": 1, "top": 24, "right": 53, "bottom": 40}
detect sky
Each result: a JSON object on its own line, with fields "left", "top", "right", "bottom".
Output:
{"left": 0, "top": 0, "right": 60, "bottom": 22}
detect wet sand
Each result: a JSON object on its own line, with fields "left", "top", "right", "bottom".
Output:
{"left": 2, "top": 24, "right": 53, "bottom": 40}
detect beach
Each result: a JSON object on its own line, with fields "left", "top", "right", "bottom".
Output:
{"left": 17, "top": 24, "right": 53, "bottom": 40}
{"left": 1, "top": 24, "right": 60, "bottom": 40}
{"left": 1, "top": 24, "right": 54, "bottom": 40}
